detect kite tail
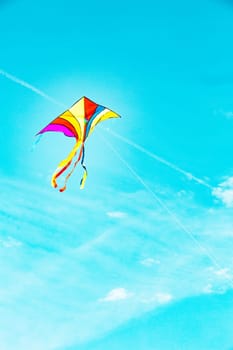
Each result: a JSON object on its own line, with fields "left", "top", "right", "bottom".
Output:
{"left": 59, "top": 143, "right": 87, "bottom": 192}
{"left": 80, "top": 146, "right": 88, "bottom": 189}
{"left": 31, "top": 134, "right": 43, "bottom": 152}
{"left": 51, "top": 141, "right": 81, "bottom": 189}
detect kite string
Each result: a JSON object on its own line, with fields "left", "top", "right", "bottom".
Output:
{"left": 101, "top": 135, "right": 233, "bottom": 289}
{"left": 2, "top": 68, "right": 232, "bottom": 286}
{"left": 0, "top": 68, "right": 215, "bottom": 191}
{"left": 103, "top": 127, "right": 213, "bottom": 190}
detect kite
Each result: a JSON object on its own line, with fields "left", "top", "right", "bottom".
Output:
{"left": 37, "top": 96, "right": 120, "bottom": 192}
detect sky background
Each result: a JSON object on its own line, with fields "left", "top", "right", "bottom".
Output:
{"left": 1, "top": 0, "right": 233, "bottom": 349}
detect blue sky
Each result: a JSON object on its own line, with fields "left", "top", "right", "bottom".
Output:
{"left": 1, "top": 0, "right": 233, "bottom": 349}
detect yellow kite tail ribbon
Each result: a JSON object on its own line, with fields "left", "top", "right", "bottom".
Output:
{"left": 51, "top": 141, "right": 81, "bottom": 189}
{"left": 59, "top": 143, "right": 87, "bottom": 192}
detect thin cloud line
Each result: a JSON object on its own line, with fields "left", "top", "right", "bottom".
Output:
{"left": 0, "top": 69, "right": 65, "bottom": 107}
{"left": 104, "top": 128, "right": 213, "bottom": 190}
{"left": 1, "top": 68, "right": 213, "bottom": 191}
{"left": 2, "top": 68, "right": 232, "bottom": 287}
{"left": 102, "top": 136, "right": 233, "bottom": 289}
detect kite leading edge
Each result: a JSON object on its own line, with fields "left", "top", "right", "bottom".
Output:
{"left": 36, "top": 96, "right": 120, "bottom": 192}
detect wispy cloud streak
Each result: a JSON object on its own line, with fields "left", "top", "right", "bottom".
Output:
{"left": 104, "top": 128, "right": 213, "bottom": 190}
{"left": 212, "top": 176, "right": 233, "bottom": 207}
{"left": 102, "top": 137, "right": 233, "bottom": 289}
{"left": 1, "top": 176, "right": 233, "bottom": 349}
{"left": 0, "top": 68, "right": 213, "bottom": 192}
{"left": 99, "top": 288, "right": 133, "bottom": 302}
{"left": 0, "top": 69, "right": 65, "bottom": 107}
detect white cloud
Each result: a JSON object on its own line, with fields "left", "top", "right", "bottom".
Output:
{"left": 1, "top": 176, "right": 233, "bottom": 349}
{"left": 140, "top": 257, "right": 161, "bottom": 267}
{"left": 215, "top": 109, "right": 233, "bottom": 119}
{"left": 203, "top": 267, "right": 233, "bottom": 294}
{"left": 107, "top": 211, "right": 127, "bottom": 219}
{"left": 0, "top": 236, "right": 22, "bottom": 248}
{"left": 212, "top": 177, "right": 233, "bottom": 207}
{"left": 214, "top": 268, "right": 232, "bottom": 279}
{"left": 222, "top": 110, "right": 233, "bottom": 119}
{"left": 224, "top": 111, "right": 233, "bottom": 119}
{"left": 99, "top": 288, "right": 133, "bottom": 302}
{"left": 156, "top": 293, "right": 173, "bottom": 304}
{"left": 203, "top": 283, "right": 214, "bottom": 294}
{"left": 214, "top": 268, "right": 229, "bottom": 276}
{"left": 203, "top": 283, "right": 228, "bottom": 295}
{"left": 142, "top": 293, "right": 173, "bottom": 304}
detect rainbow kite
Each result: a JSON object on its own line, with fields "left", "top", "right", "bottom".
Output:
{"left": 37, "top": 96, "right": 120, "bottom": 192}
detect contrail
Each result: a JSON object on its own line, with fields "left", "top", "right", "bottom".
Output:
{"left": 104, "top": 128, "right": 213, "bottom": 190}
{"left": 0, "top": 69, "right": 65, "bottom": 107}
{"left": 0, "top": 68, "right": 213, "bottom": 190}
{"left": 102, "top": 136, "right": 233, "bottom": 289}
